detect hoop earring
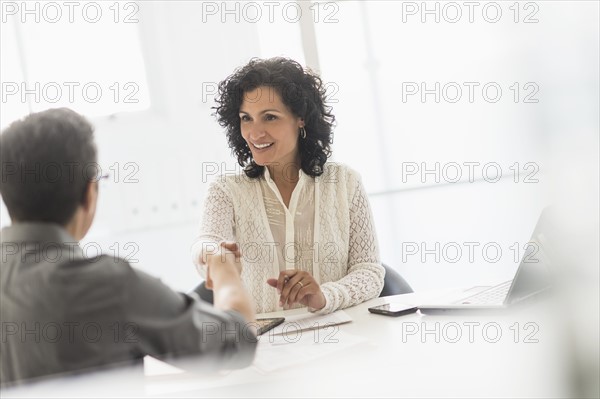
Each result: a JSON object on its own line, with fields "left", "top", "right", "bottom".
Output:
{"left": 300, "top": 127, "right": 307, "bottom": 139}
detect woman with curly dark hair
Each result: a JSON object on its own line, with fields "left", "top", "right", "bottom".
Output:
{"left": 192, "top": 57, "right": 384, "bottom": 314}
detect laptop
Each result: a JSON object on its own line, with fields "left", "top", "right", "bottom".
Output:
{"left": 418, "top": 209, "right": 554, "bottom": 314}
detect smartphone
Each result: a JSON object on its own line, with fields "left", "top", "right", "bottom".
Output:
{"left": 368, "top": 303, "right": 418, "bottom": 317}
{"left": 255, "top": 317, "right": 285, "bottom": 335}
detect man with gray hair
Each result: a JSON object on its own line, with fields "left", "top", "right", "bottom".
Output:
{"left": 0, "top": 108, "right": 257, "bottom": 385}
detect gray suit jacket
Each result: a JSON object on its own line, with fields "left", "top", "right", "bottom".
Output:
{"left": 0, "top": 223, "right": 256, "bottom": 385}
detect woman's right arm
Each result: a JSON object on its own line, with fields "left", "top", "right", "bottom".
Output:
{"left": 191, "top": 180, "right": 236, "bottom": 278}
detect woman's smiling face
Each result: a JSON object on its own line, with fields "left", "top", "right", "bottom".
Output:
{"left": 239, "top": 86, "right": 303, "bottom": 169}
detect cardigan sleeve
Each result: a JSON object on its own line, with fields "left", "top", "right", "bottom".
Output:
{"left": 191, "top": 179, "right": 236, "bottom": 278}
{"left": 312, "top": 168, "right": 385, "bottom": 314}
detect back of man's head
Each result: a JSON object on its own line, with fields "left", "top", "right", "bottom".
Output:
{"left": 0, "top": 108, "right": 97, "bottom": 225}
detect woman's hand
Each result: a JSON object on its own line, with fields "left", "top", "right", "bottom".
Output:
{"left": 220, "top": 241, "right": 241, "bottom": 258}
{"left": 205, "top": 241, "right": 242, "bottom": 290}
{"left": 267, "top": 270, "right": 326, "bottom": 310}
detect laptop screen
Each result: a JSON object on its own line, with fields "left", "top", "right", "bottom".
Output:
{"left": 505, "top": 209, "right": 554, "bottom": 305}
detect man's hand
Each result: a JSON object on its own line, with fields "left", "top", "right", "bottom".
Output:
{"left": 205, "top": 242, "right": 242, "bottom": 289}
{"left": 203, "top": 242, "right": 255, "bottom": 327}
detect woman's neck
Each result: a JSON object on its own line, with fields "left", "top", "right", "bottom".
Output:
{"left": 267, "top": 160, "right": 301, "bottom": 207}
{"left": 266, "top": 159, "right": 301, "bottom": 188}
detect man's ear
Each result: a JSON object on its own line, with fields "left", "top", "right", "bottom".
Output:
{"left": 81, "top": 181, "right": 98, "bottom": 213}
{"left": 66, "top": 181, "right": 98, "bottom": 241}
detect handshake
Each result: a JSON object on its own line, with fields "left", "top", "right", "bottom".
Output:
{"left": 203, "top": 242, "right": 326, "bottom": 312}
{"left": 201, "top": 242, "right": 255, "bottom": 326}
{"left": 203, "top": 241, "right": 243, "bottom": 290}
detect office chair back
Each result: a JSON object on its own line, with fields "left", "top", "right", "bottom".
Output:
{"left": 380, "top": 263, "right": 413, "bottom": 297}
{"left": 193, "top": 280, "right": 214, "bottom": 304}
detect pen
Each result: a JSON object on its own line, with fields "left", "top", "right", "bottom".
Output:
{"left": 279, "top": 276, "right": 290, "bottom": 307}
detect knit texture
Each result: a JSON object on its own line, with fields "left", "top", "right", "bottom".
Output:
{"left": 191, "top": 162, "right": 385, "bottom": 314}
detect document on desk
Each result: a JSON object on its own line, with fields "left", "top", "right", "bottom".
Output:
{"left": 252, "top": 310, "right": 362, "bottom": 373}
{"left": 253, "top": 329, "right": 367, "bottom": 373}
{"left": 269, "top": 309, "right": 352, "bottom": 335}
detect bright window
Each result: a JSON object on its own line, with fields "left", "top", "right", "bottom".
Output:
{"left": 1, "top": 1, "right": 150, "bottom": 126}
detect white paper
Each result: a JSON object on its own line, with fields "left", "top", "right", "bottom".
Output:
{"left": 252, "top": 330, "right": 367, "bottom": 373}
{"left": 268, "top": 310, "right": 352, "bottom": 336}
{"left": 143, "top": 356, "right": 185, "bottom": 377}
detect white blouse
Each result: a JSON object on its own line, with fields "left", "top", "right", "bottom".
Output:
{"left": 191, "top": 162, "right": 385, "bottom": 314}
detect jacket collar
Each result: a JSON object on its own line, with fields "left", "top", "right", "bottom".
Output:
{"left": 1, "top": 222, "right": 79, "bottom": 246}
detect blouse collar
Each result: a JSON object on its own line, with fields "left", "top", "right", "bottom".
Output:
{"left": 263, "top": 165, "right": 308, "bottom": 184}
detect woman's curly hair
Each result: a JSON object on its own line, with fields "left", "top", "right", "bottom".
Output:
{"left": 213, "top": 57, "right": 335, "bottom": 178}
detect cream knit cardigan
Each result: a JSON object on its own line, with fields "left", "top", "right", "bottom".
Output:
{"left": 191, "top": 162, "right": 385, "bottom": 314}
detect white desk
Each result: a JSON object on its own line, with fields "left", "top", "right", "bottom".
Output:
{"left": 3, "top": 290, "right": 569, "bottom": 398}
